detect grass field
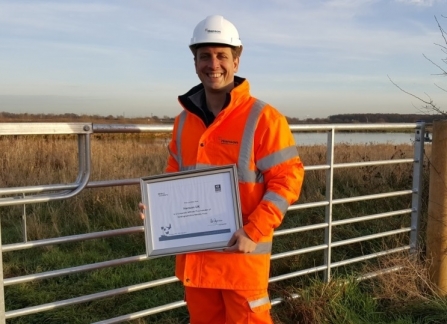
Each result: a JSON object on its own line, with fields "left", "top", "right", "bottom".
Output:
{"left": 1, "top": 134, "right": 446, "bottom": 323}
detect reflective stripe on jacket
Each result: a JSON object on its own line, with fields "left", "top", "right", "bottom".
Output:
{"left": 166, "top": 77, "right": 305, "bottom": 290}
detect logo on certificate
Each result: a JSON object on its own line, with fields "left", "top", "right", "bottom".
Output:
{"left": 214, "top": 184, "right": 221, "bottom": 192}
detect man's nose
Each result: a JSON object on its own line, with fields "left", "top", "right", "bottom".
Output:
{"left": 208, "top": 57, "right": 220, "bottom": 69}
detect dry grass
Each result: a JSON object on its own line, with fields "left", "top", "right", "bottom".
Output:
{"left": 299, "top": 143, "right": 428, "bottom": 202}
{"left": 365, "top": 252, "right": 447, "bottom": 312}
{"left": 1, "top": 135, "right": 431, "bottom": 245}
{"left": 1, "top": 134, "right": 169, "bottom": 245}
{"left": 1, "top": 134, "right": 441, "bottom": 323}
{"left": 0, "top": 134, "right": 169, "bottom": 186}
{"left": 269, "top": 252, "right": 447, "bottom": 324}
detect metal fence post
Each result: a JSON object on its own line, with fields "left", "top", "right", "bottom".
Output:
{"left": 409, "top": 122, "right": 425, "bottom": 255}
{"left": 323, "top": 128, "right": 335, "bottom": 282}
{"left": 0, "top": 220, "right": 5, "bottom": 324}
{"left": 427, "top": 119, "right": 447, "bottom": 295}
{"left": 22, "top": 194, "right": 27, "bottom": 243}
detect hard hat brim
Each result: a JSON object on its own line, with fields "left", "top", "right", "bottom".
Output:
{"left": 189, "top": 41, "right": 242, "bottom": 50}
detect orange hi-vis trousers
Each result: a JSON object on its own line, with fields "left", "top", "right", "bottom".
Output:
{"left": 184, "top": 286, "right": 273, "bottom": 324}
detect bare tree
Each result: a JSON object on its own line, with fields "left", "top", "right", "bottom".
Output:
{"left": 389, "top": 15, "right": 447, "bottom": 116}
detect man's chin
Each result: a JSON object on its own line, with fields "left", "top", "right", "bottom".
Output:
{"left": 204, "top": 82, "right": 233, "bottom": 92}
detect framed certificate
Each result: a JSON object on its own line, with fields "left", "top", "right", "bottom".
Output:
{"left": 140, "top": 164, "right": 243, "bottom": 258}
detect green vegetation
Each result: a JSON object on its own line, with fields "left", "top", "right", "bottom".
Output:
{"left": 0, "top": 134, "right": 445, "bottom": 323}
{"left": 272, "top": 267, "right": 447, "bottom": 324}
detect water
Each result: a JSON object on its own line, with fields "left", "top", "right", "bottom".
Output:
{"left": 293, "top": 132, "right": 422, "bottom": 146}
{"left": 148, "top": 132, "right": 428, "bottom": 146}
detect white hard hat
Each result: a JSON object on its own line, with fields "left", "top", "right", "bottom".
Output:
{"left": 190, "top": 15, "right": 242, "bottom": 49}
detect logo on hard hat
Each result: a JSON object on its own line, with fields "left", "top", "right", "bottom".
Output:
{"left": 205, "top": 28, "right": 221, "bottom": 34}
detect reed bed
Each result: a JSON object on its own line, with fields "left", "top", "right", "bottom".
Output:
{"left": 0, "top": 134, "right": 442, "bottom": 323}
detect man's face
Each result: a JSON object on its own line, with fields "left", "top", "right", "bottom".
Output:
{"left": 195, "top": 46, "right": 239, "bottom": 93}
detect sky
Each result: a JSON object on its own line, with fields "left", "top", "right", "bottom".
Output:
{"left": 1, "top": 0, "right": 447, "bottom": 119}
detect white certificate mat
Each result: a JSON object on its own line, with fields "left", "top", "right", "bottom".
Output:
{"left": 140, "top": 165, "right": 242, "bottom": 257}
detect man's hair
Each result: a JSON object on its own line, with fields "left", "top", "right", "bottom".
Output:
{"left": 191, "top": 44, "right": 243, "bottom": 61}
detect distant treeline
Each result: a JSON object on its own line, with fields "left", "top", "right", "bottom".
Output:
{"left": 287, "top": 113, "right": 439, "bottom": 124}
{"left": 0, "top": 112, "right": 174, "bottom": 124}
{"left": 0, "top": 111, "right": 440, "bottom": 124}
{"left": 329, "top": 113, "right": 440, "bottom": 123}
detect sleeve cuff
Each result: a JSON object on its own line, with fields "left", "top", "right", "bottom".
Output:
{"left": 243, "top": 222, "right": 263, "bottom": 243}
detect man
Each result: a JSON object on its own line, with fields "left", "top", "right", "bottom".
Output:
{"left": 142, "top": 15, "right": 304, "bottom": 324}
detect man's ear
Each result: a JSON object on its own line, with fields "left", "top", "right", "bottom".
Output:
{"left": 194, "top": 57, "right": 198, "bottom": 74}
{"left": 234, "top": 57, "right": 240, "bottom": 73}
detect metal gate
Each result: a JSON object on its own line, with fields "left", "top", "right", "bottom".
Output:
{"left": 0, "top": 122, "right": 425, "bottom": 323}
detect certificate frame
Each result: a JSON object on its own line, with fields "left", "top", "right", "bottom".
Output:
{"left": 140, "top": 164, "right": 242, "bottom": 258}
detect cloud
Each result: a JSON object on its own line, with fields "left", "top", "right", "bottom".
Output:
{"left": 395, "top": 0, "right": 446, "bottom": 6}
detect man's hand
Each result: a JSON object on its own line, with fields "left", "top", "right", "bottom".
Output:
{"left": 138, "top": 203, "right": 146, "bottom": 220}
{"left": 224, "top": 228, "right": 257, "bottom": 253}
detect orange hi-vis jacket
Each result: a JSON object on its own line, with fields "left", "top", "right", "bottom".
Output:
{"left": 167, "top": 76, "right": 305, "bottom": 290}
